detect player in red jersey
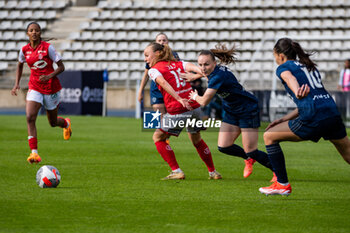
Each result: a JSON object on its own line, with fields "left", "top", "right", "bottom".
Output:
{"left": 11, "top": 22, "right": 72, "bottom": 164}
{"left": 144, "top": 42, "right": 221, "bottom": 180}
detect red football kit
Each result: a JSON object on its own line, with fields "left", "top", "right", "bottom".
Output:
{"left": 148, "top": 61, "right": 200, "bottom": 114}
{"left": 19, "top": 40, "right": 62, "bottom": 94}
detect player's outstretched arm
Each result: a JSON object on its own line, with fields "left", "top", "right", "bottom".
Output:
{"left": 11, "top": 62, "right": 24, "bottom": 96}
{"left": 266, "top": 108, "right": 299, "bottom": 131}
{"left": 189, "top": 88, "right": 217, "bottom": 107}
{"left": 180, "top": 62, "right": 205, "bottom": 82}
{"left": 137, "top": 69, "right": 150, "bottom": 102}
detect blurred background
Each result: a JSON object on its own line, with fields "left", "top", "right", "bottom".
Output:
{"left": 0, "top": 0, "right": 349, "bottom": 121}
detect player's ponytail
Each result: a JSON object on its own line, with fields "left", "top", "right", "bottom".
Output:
{"left": 291, "top": 41, "right": 316, "bottom": 71}
{"left": 274, "top": 38, "right": 316, "bottom": 71}
{"left": 147, "top": 42, "right": 176, "bottom": 67}
{"left": 200, "top": 43, "right": 237, "bottom": 65}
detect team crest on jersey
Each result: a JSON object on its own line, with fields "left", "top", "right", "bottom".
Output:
{"left": 38, "top": 54, "right": 43, "bottom": 59}
{"left": 32, "top": 60, "right": 47, "bottom": 69}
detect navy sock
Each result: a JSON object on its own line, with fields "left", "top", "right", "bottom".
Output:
{"left": 246, "top": 150, "right": 273, "bottom": 171}
{"left": 266, "top": 143, "right": 288, "bottom": 183}
{"left": 218, "top": 144, "right": 248, "bottom": 159}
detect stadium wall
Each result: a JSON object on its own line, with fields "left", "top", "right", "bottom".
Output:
{"left": 0, "top": 88, "right": 150, "bottom": 109}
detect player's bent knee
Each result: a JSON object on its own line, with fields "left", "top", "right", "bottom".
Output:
{"left": 263, "top": 131, "right": 274, "bottom": 145}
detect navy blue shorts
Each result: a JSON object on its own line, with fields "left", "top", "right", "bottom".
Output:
{"left": 289, "top": 116, "right": 347, "bottom": 142}
{"left": 222, "top": 110, "right": 260, "bottom": 128}
{"left": 150, "top": 81, "right": 164, "bottom": 105}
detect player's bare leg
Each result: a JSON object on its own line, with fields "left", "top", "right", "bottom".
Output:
{"left": 26, "top": 100, "right": 42, "bottom": 163}
{"left": 46, "top": 108, "right": 72, "bottom": 140}
{"left": 330, "top": 136, "right": 350, "bottom": 164}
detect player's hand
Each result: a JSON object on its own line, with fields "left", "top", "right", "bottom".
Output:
{"left": 265, "top": 118, "right": 284, "bottom": 131}
{"left": 188, "top": 89, "right": 198, "bottom": 101}
{"left": 137, "top": 90, "right": 143, "bottom": 103}
{"left": 178, "top": 98, "right": 193, "bottom": 111}
{"left": 296, "top": 84, "right": 310, "bottom": 99}
{"left": 180, "top": 72, "right": 197, "bottom": 82}
{"left": 11, "top": 84, "right": 20, "bottom": 96}
{"left": 39, "top": 75, "right": 51, "bottom": 82}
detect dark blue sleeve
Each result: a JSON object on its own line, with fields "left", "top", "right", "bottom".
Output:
{"left": 276, "top": 63, "right": 290, "bottom": 79}
{"left": 208, "top": 74, "right": 224, "bottom": 90}
{"left": 145, "top": 63, "right": 150, "bottom": 70}
{"left": 172, "top": 51, "right": 180, "bottom": 61}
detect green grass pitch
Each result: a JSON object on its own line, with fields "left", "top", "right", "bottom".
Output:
{"left": 0, "top": 115, "right": 350, "bottom": 233}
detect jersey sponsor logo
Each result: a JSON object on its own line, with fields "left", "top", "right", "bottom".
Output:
{"left": 32, "top": 60, "right": 47, "bottom": 69}
{"left": 143, "top": 110, "right": 161, "bottom": 129}
{"left": 313, "top": 94, "right": 330, "bottom": 101}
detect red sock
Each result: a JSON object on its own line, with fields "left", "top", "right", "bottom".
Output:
{"left": 195, "top": 139, "right": 215, "bottom": 172}
{"left": 28, "top": 137, "right": 37, "bottom": 150}
{"left": 155, "top": 141, "right": 179, "bottom": 170}
{"left": 57, "top": 117, "right": 67, "bottom": 128}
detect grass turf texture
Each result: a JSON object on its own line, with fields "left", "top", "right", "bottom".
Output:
{"left": 0, "top": 115, "right": 350, "bottom": 233}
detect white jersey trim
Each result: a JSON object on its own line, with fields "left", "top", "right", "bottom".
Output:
{"left": 148, "top": 68, "right": 163, "bottom": 81}
{"left": 48, "top": 45, "right": 62, "bottom": 63}
{"left": 18, "top": 45, "right": 62, "bottom": 63}
{"left": 18, "top": 49, "right": 25, "bottom": 63}
{"left": 181, "top": 61, "right": 188, "bottom": 72}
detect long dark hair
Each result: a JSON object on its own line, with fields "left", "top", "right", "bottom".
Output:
{"left": 147, "top": 42, "right": 175, "bottom": 67}
{"left": 274, "top": 38, "right": 316, "bottom": 71}
{"left": 199, "top": 43, "right": 237, "bottom": 65}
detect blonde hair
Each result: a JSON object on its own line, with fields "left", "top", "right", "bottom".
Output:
{"left": 147, "top": 42, "right": 175, "bottom": 67}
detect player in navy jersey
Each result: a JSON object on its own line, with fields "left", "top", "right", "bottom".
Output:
{"left": 259, "top": 38, "right": 350, "bottom": 196}
{"left": 183, "top": 44, "right": 276, "bottom": 180}
{"left": 138, "top": 33, "right": 180, "bottom": 114}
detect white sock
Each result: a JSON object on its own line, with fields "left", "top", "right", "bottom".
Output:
{"left": 278, "top": 182, "right": 289, "bottom": 186}
{"left": 209, "top": 170, "right": 216, "bottom": 175}
{"left": 28, "top": 136, "right": 34, "bottom": 140}
{"left": 172, "top": 168, "right": 183, "bottom": 173}
{"left": 32, "top": 149, "right": 38, "bottom": 154}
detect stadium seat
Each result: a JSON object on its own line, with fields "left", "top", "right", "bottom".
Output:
{"left": 90, "top": 21, "right": 102, "bottom": 30}
{"left": 4, "top": 42, "right": 16, "bottom": 51}
{"left": 0, "top": 10, "right": 8, "bottom": 19}
{"left": 0, "top": 0, "right": 339, "bottom": 89}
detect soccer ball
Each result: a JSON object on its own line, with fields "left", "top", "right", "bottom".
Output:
{"left": 36, "top": 165, "right": 61, "bottom": 188}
